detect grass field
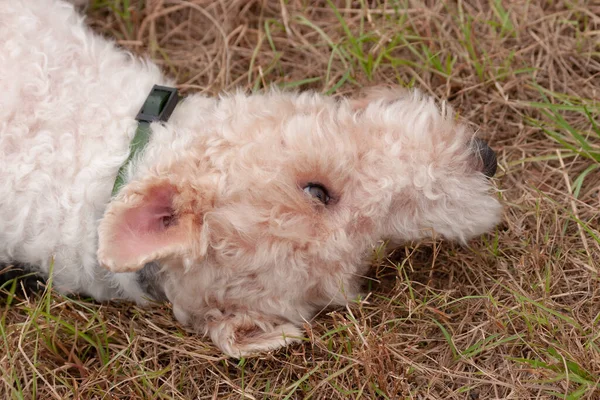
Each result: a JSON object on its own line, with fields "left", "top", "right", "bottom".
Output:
{"left": 1, "top": 0, "right": 599, "bottom": 398}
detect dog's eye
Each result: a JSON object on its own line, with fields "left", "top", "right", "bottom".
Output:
{"left": 303, "top": 183, "right": 330, "bottom": 205}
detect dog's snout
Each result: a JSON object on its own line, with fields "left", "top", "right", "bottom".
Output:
{"left": 473, "top": 138, "right": 497, "bottom": 178}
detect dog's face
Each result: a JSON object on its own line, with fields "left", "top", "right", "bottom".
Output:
{"left": 97, "top": 88, "right": 502, "bottom": 357}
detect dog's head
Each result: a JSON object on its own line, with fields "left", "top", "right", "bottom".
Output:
{"left": 97, "top": 87, "right": 502, "bottom": 357}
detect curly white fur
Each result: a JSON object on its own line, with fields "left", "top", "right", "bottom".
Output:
{"left": 1, "top": 0, "right": 502, "bottom": 358}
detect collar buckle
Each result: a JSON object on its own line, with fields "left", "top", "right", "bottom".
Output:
{"left": 136, "top": 85, "right": 180, "bottom": 123}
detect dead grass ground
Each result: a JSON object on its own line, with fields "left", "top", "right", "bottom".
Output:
{"left": 1, "top": 0, "right": 599, "bottom": 399}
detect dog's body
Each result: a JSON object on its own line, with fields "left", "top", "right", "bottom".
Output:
{"left": 0, "top": 0, "right": 167, "bottom": 302}
{"left": 1, "top": 0, "right": 502, "bottom": 357}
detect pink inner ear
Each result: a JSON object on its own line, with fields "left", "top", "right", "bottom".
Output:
{"left": 123, "top": 185, "right": 175, "bottom": 234}
{"left": 104, "top": 183, "right": 189, "bottom": 270}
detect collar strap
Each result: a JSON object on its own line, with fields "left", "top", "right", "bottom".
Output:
{"left": 112, "top": 85, "right": 180, "bottom": 196}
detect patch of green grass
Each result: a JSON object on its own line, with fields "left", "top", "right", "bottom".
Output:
{"left": 92, "top": 0, "right": 138, "bottom": 37}
{"left": 489, "top": 0, "right": 516, "bottom": 39}
{"left": 511, "top": 348, "right": 600, "bottom": 400}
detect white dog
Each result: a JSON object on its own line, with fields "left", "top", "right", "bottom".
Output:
{"left": 0, "top": 0, "right": 502, "bottom": 357}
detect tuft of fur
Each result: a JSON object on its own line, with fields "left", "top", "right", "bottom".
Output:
{"left": 0, "top": 0, "right": 503, "bottom": 358}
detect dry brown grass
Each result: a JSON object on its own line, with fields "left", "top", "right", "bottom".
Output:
{"left": 2, "top": 0, "right": 600, "bottom": 398}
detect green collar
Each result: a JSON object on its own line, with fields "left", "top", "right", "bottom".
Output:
{"left": 112, "top": 85, "right": 180, "bottom": 196}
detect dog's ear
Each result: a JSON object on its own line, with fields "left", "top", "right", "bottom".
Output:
{"left": 97, "top": 179, "right": 206, "bottom": 273}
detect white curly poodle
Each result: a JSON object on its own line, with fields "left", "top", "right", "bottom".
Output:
{"left": 0, "top": 0, "right": 502, "bottom": 357}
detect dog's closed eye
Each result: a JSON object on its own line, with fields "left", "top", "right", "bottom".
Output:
{"left": 303, "top": 183, "right": 330, "bottom": 205}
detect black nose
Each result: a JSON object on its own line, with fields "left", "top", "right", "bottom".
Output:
{"left": 473, "top": 138, "right": 497, "bottom": 178}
